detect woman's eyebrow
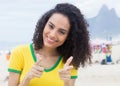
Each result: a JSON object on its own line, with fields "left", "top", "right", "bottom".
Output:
{"left": 49, "top": 21, "right": 55, "bottom": 27}
{"left": 49, "top": 21, "right": 68, "bottom": 32}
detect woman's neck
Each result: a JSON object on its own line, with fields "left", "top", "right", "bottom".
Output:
{"left": 36, "top": 46, "right": 59, "bottom": 58}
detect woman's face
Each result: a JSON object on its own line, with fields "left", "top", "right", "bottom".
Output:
{"left": 43, "top": 13, "right": 70, "bottom": 49}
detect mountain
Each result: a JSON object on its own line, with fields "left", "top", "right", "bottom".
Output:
{"left": 88, "top": 5, "right": 120, "bottom": 40}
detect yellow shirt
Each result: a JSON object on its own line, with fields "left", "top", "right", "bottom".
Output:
{"left": 8, "top": 44, "right": 78, "bottom": 86}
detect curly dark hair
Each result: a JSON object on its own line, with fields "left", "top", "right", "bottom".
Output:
{"left": 32, "top": 3, "right": 91, "bottom": 69}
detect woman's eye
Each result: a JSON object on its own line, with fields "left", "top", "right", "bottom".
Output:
{"left": 59, "top": 30, "right": 65, "bottom": 35}
{"left": 49, "top": 24, "right": 54, "bottom": 29}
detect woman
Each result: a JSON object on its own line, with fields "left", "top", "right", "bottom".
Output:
{"left": 8, "top": 3, "right": 91, "bottom": 86}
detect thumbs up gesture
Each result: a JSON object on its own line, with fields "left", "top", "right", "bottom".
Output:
{"left": 58, "top": 56, "right": 73, "bottom": 82}
{"left": 26, "top": 54, "right": 44, "bottom": 80}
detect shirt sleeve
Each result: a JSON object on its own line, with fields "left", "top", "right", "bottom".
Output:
{"left": 8, "top": 46, "right": 24, "bottom": 74}
{"left": 70, "top": 67, "right": 78, "bottom": 79}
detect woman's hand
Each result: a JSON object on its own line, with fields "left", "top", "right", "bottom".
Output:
{"left": 26, "top": 54, "right": 44, "bottom": 80}
{"left": 58, "top": 56, "right": 73, "bottom": 85}
{"left": 19, "top": 54, "right": 44, "bottom": 86}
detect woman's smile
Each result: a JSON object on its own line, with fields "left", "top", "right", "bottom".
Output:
{"left": 46, "top": 36, "right": 57, "bottom": 44}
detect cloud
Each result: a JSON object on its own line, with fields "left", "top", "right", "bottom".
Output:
{"left": 75, "top": 0, "right": 120, "bottom": 18}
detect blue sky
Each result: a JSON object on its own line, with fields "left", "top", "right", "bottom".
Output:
{"left": 0, "top": 0, "right": 120, "bottom": 44}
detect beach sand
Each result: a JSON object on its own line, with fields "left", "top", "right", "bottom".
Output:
{"left": 75, "top": 64, "right": 120, "bottom": 86}
{"left": 0, "top": 44, "right": 120, "bottom": 86}
{"left": 0, "top": 54, "right": 9, "bottom": 86}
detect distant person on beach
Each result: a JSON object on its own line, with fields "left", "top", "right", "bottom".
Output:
{"left": 4, "top": 51, "right": 11, "bottom": 82}
{"left": 106, "top": 44, "right": 112, "bottom": 64}
{"left": 101, "top": 43, "right": 107, "bottom": 53}
{"left": 6, "top": 51, "right": 11, "bottom": 61}
{"left": 8, "top": 3, "right": 91, "bottom": 86}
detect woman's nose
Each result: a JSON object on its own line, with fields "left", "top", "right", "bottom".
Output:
{"left": 49, "top": 30, "right": 57, "bottom": 38}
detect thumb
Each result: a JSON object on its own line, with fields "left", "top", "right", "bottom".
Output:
{"left": 35, "top": 54, "right": 42, "bottom": 65}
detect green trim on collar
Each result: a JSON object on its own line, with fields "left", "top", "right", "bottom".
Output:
{"left": 44, "top": 55, "right": 62, "bottom": 72}
{"left": 30, "top": 43, "right": 37, "bottom": 62}
{"left": 71, "top": 76, "right": 78, "bottom": 79}
{"left": 30, "top": 43, "right": 62, "bottom": 72}
{"left": 8, "top": 68, "right": 21, "bottom": 74}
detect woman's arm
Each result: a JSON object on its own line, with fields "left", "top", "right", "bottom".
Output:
{"left": 8, "top": 71, "right": 32, "bottom": 86}
{"left": 8, "top": 72, "right": 20, "bottom": 86}
{"left": 64, "top": 79, "right": 76, "bottom": 86}
{"left": 18, "top": 74, "right": 31, "bottom": 86}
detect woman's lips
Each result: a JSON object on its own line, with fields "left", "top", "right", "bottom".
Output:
{"left": 46, "top": 37, "right": 57, "bottom": 44}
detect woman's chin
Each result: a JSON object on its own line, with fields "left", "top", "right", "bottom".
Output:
{"left": 44, "top": 43, "right": 56, "bottom": 49}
